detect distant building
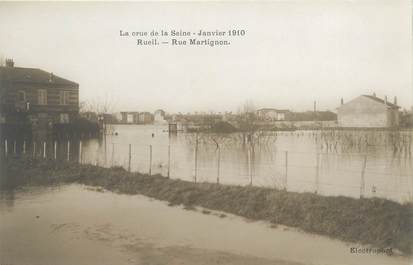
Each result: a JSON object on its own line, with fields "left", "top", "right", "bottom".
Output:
{"left": 120, "top": 112, "right": 137, "bottom": 124}
{"left": 0, "top": 59, "right": 79, "bottom": 133}
{"left": 256, "top": 108, "right": 289, "bottom": 121}
{"left": 101, "top": 113, "right": 118, "bottom": 124}
{"left": 138, "top": 112, "right": 153, "bottom": 124}
{"left": 120, "top": 112, "right": 130, "bottom": 123}
{"left": 80, "top": 111, "right": 98, "bottom": 123}
{"left": 120, "top": 111, "right": 154, "bottom": 124}
{"left": 154, "top": 109, "right": 166, "bottom": 124}
{"left": 337, "top": 94, "right": 400, "bottom": 128}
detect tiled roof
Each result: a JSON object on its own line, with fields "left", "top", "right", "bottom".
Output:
{"left": 0, "top": 66, "right": 78, "bottom": 86}
{"left": 362, "top": 95, "right": 400, "bottom": 109}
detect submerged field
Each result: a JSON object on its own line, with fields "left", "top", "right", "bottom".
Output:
{"left": 2, "top": 157, "right": 412, "bottom": 256}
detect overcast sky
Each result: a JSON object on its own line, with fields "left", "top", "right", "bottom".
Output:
{"left": 0, "top": 1, "right": 411, "bottom": 113}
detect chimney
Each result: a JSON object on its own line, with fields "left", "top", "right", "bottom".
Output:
{"left": 5, "top": 58, "right": 14, "bottom": 67}
{"left": 394, "top": 96, "right": 397, "bottom": 105}
{"left": 340, "top": 98, "right": 344, "bottom": 105}
{"left": 49, "top": 72, "right": 54, "bottom": 83}
{"left": 384, "top": 96, "right": 387, "bottom": 105}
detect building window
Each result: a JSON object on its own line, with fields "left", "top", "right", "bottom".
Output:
{"left": 277, "top": 113, "right": 285, "bottom": 121}
{"left": 37, "top": 89, "right": 47, "bottom": 105}
{"left": 17, "top": 91, "right": 26, "bottom": 102}
{"left": 60, "top": 113, "right": 69, "bottom": 123}
{"left": 60, "top": 91, "right": 71, "bottom": 105}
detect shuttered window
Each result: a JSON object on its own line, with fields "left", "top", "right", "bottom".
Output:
{"left": 17, "top": 91, "right": 26, "bottom": 102}
{"left": 60, "top": 91, "right": 71, "bottom": 105}
{"left": 37, "top": 89, "right": 47, "bottom": 105}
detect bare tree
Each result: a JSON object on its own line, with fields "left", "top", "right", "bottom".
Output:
{"left": 236, "top": 100, "right": 258, "bottom": 133}
{"left": 79, "top": 100, "right": 90, "bottom": 113}
{"left": 82, "top": 91, "right": 117, "bottom": 115}
{"left": 81, "top": 91, "right": 118, "bottom": 165}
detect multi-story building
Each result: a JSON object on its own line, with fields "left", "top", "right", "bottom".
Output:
{"left": 0, "top": 59, "right": 79, "bottom": 138}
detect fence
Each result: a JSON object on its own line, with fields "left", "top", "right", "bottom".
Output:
{"left": 2, "top": 137, "right": 413, "bottom": 203}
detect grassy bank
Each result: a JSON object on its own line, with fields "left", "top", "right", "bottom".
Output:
{"left": 2, "top": 157, "right": 412, "bottom": 255}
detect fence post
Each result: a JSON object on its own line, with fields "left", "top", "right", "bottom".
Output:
{"left": 104, "top": 132, "right": 107, "bottom": 166}
{"left": 149, "top": 145, "right": 152, "bottom": 176}
{"left": 23, "top": 140, "right": 26, "bottom": 154}
{"left": 79, "top": 140, "right": 82, "bottom": 164}
{"left": 247, "top": 147, "right": 251, "bottom": 185}
{"left": 111, "top": 143, "right": 115, "bottom": 167}
{"left": 360, "top": 155, "right": 367, "bottom": 198}
{"left": 4, "top": 139, "right": 8, "bottom": 156}
{"left": 54, "top": 141, "right": 57, "bottom": 160}
{"left": 194, "top": 133, "right": 198, "bottom": 183}
{"left": 167, "top": 145, "right": 171, "bottom": 178}
{"left": 67, "top": 141, "right": 70, "bottom": 161}
{"left": 43, "top": 141, "right": 46, "bottom": 159}
{"left": 13, "top": 141, "right": 16, "bottom": 154}
{"left": 33, "top": 142, "right": 36, "bottom": 158}
{"left": 285, "top": 151, "right": 288, "bottom": 190}
{"left": 315, "top": 152, "right": 320, "bottom": 194}
{"left": 95, "top": 147, "right": 100, "bottom": 167}
{"left": 217, "top": 147, "right": 221, "bottom": 184}
{"left": 128, "top": 144, "right": 131, "bottom": 172}
{"left": 250, "top": 146, "right": 254, "bottom": 186}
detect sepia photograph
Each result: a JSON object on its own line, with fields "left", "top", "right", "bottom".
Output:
{"left": 0, "top": 1, "right": 412, "bottom": 265}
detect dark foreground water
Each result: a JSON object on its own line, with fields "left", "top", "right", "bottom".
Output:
{"left": 0, "top": 184, "right": 410, "bottom": 265}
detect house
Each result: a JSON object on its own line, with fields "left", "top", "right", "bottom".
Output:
{"left": 80, "top": 111, "right": 98, "bottom": 123}
{"left": 101, "top": 113, "right": 118, "bottom": 124}
{"left": 120, "top": 112, "right": 128, "bottom": 123}
{"left": 154, "top": 109, "right": 166, "bottom": 124}
{"left": 120, "top": 112, "right": 138, "bottom": 124}
{"left": 138, "top": 112, "right": 154, "bottom": 124}
{"left": 0, "top": 59, "right": 79, "bottom": 127}
{"left": 256, "top": 108, "right": 289, "bottom": 121}
{"left": 120, "top": 111, "right": 154, "bottom": 124}
{"left": 337, "top": 94, "right": 400, "bottom": 128}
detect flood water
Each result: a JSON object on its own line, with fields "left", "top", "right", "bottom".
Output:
{"left": 78, "top": 125, "right": 413, "bottom": 203}
{"left": 7, "top": 124, "right": 412, "bottom": 203}
{"left": 0, "top": 184, "right": 410, "bottom": 265}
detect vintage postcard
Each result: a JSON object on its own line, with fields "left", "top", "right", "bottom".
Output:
{"left": 0, "top": 1, "right": 412, "bottom": 265}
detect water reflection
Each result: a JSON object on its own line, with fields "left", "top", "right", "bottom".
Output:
{"left": 3, "top": 125, "right": 413, "bottom": 203}
{"left": 0, "top": 189, "right": 15, "bottom": 210}
{"left": 0, "top": 185, "right": 409, "bottom": 265}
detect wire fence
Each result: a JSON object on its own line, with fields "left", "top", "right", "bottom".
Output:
{"left": 2, "top": 137, "right": 413, "bottom": 204}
